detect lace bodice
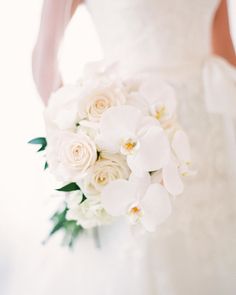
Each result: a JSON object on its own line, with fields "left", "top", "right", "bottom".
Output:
{"left": 85, "top": 0, "right": 220, "bottom": 72}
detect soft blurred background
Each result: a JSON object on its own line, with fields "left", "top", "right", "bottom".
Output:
{"left": 0, "top": 1, "right": 235, "bottom": 294}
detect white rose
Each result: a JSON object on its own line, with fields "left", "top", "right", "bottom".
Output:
{"left": 46, "top": 131, "right": 97, "bottom": 181}
{"left": 77, "top": 80, "right": 126, "bottom": 122}
{"left": 66, "top": 192, "right": 112, "bottom": 229}
{"left": 82, "top": 152, "right": 131, "bottom": 196}
{"left": 44, "top": 85, "right": 80, "bottom": 131}
{"left": 76, "top": 120, "right": 99, "bottom": 141}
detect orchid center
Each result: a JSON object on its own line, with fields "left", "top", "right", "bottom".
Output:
{"left": 120, "top": 138, "right": 139, "bottom": 155}
{"left": 155, "top": 105, "right": 166, "bottom": 120}
{"left": 128, "top": 204, "right": 143, "bottom": 224}
{"left": 130, "top": 206, "right": 141, "bottom": 214}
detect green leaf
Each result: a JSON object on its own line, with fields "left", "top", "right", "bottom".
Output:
{"left": 56, "top": 183, "right": 87, "bottom": 204}
{"left": 28, "top": 137, "right": 47, "bottom": 146}
{"left": 56, "top": 183, "right": 80, "bottom": 192}
{"left": 49, "top": 208, "right": 68, "bottom": 236}
{"left": 45, "top": 206, "right": 84, "bottom": 248}
{"left": 28, "top": 137, "right": 47, "bottom": 152}
{"left": 44, "top": 162, "right": 49, "bottom": 170}
{"left": 81, "top": 194, "right": 87, "bottom": 203}
{"left": 62, "top": 220, "right": 83, "bottom": 248}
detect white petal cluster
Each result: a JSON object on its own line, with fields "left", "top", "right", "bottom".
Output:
{"left": 45, "top": 62, "right": 195, "bottom": 232}
{"left": 66, "top": 191, "right": 112, "bottom": 229}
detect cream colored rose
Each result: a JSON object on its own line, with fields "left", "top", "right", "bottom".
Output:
{"left": 77, "top": 81, "right": 126, "bottom": 122}
{"left": 82, "top": 152, "right": 130, "bottom": 196}
{"left": 86, "top": 91, "right": 113, "bottom": 121}
{"left": 46, "top": 131, "right": 97, "bottom": 181}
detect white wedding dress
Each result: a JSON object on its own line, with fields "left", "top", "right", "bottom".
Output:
{"left": 7, "top": 1, "right": 236, "bottom": 295}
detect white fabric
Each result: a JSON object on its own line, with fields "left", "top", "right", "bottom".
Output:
{"left": 9, "top": 1, "right": 236, "bottom": 294}
{"left": 203, "top": 56, "right": 236, "bottom": 117}
{"left": 86, "top": 0, "right": 219, "bottom": 72}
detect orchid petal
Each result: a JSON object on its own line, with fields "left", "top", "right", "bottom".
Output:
{"left": 141, "top": 183, "right": 171, "bottom": 231}
{"left": 99, "top": 105, "right": 143, "bottom": 152}
{"left": 140, "top": 78, "right": 176, "bottom": 114}
{"left": 138, "top": 116, "right": 160, "bottom": 137}
{"left": 129, "top": 172, "right": 151, "bottom": 198}
{"left": 172, "top": 130, "right": 191, "bottom": 163}
{"left": 141, "top": 78, "right": 174, "bottom": 100}
{"left": 150, "top": 171, "right": 163, "bottom": 184}
{"left": 101, "top": 179, "right": 137, "bottom": 216}
{"left": 127, "top": 126, "right": 170, "bottom": 176}
{"left": 163, "top": 160, "right": 184, "bottom": 196}
{"left": 126, "top": 92, "right": 149, "bottom": 115}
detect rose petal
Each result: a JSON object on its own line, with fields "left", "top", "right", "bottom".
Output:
{"left": 162, "top": 160, "right": 184, "bottom": 196}
{"left": 101, "top": 179, "right": 137, "bottom": 216}
{"left": 141, "top": 183, "right": 171, "bottom": 231}
{"left": 45, "top": 85, "right": 80, "bottom": 130}
{"left": 127, "top": 126, "right": 170, "bottom": 175}
{"left": 66, "top": 191, "right": 84, "bottom": 209}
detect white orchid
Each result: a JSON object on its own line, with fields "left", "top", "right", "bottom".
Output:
{"left": 162, "top": 158, "right": 184, "bottom": 196}
{"left": 101, "top": 173, "right": 172, "bottom": 231}
{"left": 171, "top": 129, "right": 191, "bottom": 165}
{"left": 162, "top": 129, "right": 194, "bottom": 196}
{"left": 140, "top": 77, "right": 177, "bottom": 125}
{"left": 98, "top": 105, "right": 170, "bottom": 176}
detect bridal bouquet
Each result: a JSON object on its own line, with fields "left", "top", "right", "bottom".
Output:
{"left": 30, "top": 63, "right": 194, "bottom": 246}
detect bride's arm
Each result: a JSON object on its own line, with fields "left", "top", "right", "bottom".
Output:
{"left": 212, "top": 0, "right": 236, "bottom": 66}
{"left": 32, "top": 0, "right": 82, "bottom": 105}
